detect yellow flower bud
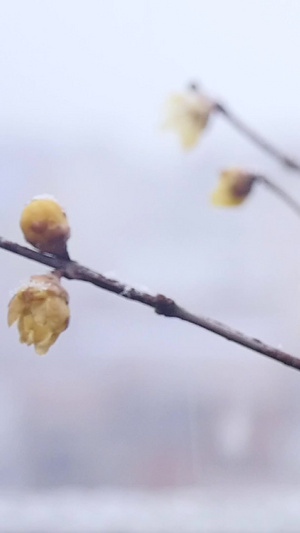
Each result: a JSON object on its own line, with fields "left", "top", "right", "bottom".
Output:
{"left": 163, "top": 87, "right": 213, "bottom": 149}
{"left": 211, "top": 168, "right": 255, "bottom": 207}
{"left": 8, "top": 273, "right": 70, "bottom": 355}
{"left": 20, "top": 196, "right": 70, "bottom": 259}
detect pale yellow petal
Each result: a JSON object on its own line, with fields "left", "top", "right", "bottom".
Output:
{"left": 211, "top": 188, "right": 244, "bottom": 206}
{"left": 35, "top": 332, "right": 59, "bottom": 355}
{"left": 44, "top": 296, "right": 70, "bottom": 331}
{"left": 33, "top": 323, "right": 52, "bottom": 344}
{"left": 7, "top": 295, "right": 24, "bottom": 326}
{"left": 30, "top": 299, "right": 49, "bottom": 325}
{"left": 177, "top": 119, "right": 203, "bottom": 149}
{"left": 18, "top": 314, "right": 34, "bottom": 345}
{"left": 163, "top": 90, "right": 211, "bottom": 149}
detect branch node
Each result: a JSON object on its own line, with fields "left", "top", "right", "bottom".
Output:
{"left": 155, "top": 294, "right": 177, "bottom": 317}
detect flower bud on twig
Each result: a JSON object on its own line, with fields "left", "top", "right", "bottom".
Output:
{"left": 211, "top": 168, "right": 255, "bottom": 207}
{"left": 20, "top": 196, "right": 70, "bottom": 259}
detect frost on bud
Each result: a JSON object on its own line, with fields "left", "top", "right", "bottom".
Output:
{"left": 20, "top": 196, "right": 70, "bottom": 259}
{"left": 163, "top": 85, "right": 214, "bottom": 149}
{"left": 8, "top": 273, "right": 70, "bottom": 355}
{"left": 211, "top": 168, "right": 255, "bottom": 207}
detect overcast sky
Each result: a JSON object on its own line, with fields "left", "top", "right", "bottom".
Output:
{"left": 0, "top": 0, "right": 299, "bottom": 143}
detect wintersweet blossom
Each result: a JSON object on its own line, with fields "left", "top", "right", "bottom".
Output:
{"left": 8, "top": 273, "right": 70, "bottom": 355}
{"left": 163, "top": 86, "right": 213, "bottom": 148}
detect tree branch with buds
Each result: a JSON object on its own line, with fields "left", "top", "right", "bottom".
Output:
{"left": 1, "top": 235, "right": 300, "bottom": 371}
{"left": 187, "top": 82, "right": 300, "bottom": 174}
{"left": 215, "top": 102, "right": 300, "bottom": 173}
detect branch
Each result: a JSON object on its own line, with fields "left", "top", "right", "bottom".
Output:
{"left": 1, "top": 236, "right": 300, "bottom": 372}
{"left": 215, "top": 103, "right": 300, "bottom": 174}
{"left": 257, "top": 175, "right": 300, "bottom": 217}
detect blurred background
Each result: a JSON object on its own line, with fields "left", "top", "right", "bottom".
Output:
{"left": 1, "top": 0, "right": 300, "bottom": 531}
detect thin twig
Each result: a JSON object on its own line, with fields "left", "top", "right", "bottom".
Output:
{"left": 189, "top": 82, "right": 300, "bottom": 174}
{"left": 215, "top": 103, "right": 300, "bottom": 173}
{"left": 256, "top": 175, "right": 300, "bottom": 217}
{"left": 1, "top": 236, "right": 300, "bottom": 371}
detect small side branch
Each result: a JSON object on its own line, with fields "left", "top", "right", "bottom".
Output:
{"left": 1, "top": 236, "right": 299, "bottom": 372}
{"left": 215, "top": 103, "right": 300, "bottom": 174}
{"left": 256, "top": 175, "right": 300, "bottom": 217}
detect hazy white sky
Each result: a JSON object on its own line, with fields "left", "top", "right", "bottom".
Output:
{"left": 0, "top": 0, "right": 299, "bottom": 144}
